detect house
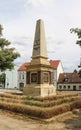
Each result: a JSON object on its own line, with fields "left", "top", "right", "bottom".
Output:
{"left": 18, "top": 62, "right": 30, "bottom": 89}
{"left": 5, "top": 66, "right": 19, "bottom": 89}
{"left": 18, "top": 60, "right": 63, "bottom": 89}
{"left": 50, "top": 60, "right": 64, "bottom": 87}
{"left": 57, "top": 72, "right": 81, "bottom": 91}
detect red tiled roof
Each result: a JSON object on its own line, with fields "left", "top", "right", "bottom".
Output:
{"left": 58, "top": 73, "right": 81, "bottom": 83}
{"left": 18, "top": 62, "right": 30, "bottom": 71}
{"left": 18, "top": 60, "right": 60, "bottom": 71}
{"left": 50, "top": 60, "right": 60, "bottom": 69}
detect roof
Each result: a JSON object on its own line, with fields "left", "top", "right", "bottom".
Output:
{"left": 18, "top": 60, "right": 60, "bottom": 71}
{"left": 18, "top": 62, "right": 30, "bottom": 71}
{"left": 50, "top": 60, "right": 60, "bottom": 69}
{"left": 58, "top": 73, "right": 81, "bottom": 83}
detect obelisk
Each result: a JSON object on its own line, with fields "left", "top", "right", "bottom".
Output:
{"left": 23, "top": 19, "right": 56, "bottom": 97}
{"left": 31, "top": 19, "right": 50, "bottom": 65}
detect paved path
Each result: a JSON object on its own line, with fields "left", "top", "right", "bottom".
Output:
{"left": 0, "top": 113, "right": 66, "bottom": 130}
{"left": 0, "top": 110, "right": 81, "bottom": 130}
{"left": 0, "top": 89, "right": 23, "bottom": 94}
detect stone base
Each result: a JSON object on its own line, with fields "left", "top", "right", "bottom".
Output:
{"left": 23, "top": 84, "right": 56, "bottom": 97}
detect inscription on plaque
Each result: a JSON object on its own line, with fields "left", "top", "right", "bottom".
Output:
{"left": 43, "top": 72, "right": 49, "bottom": 83}
{"left": 33, "top": 39, "right": 40, "bottom": 55}
{"left": 31, "top": 73, "right": 38, "bottom": 83}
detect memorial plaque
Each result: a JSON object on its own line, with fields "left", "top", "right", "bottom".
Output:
{"left": 31, "top": 73, "right": 38, "bottom": 83}
{"left": 43, "top": 72, "right": 49, "bottom": 83}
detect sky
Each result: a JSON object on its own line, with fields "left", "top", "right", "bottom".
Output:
{"left": 0, "top": 0, "right": 81, "bottom": 72}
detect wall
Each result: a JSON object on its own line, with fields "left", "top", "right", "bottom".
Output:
{"left": 57, "top": 61, "right": 64, "bottom": 80}
{"left": 18, "top": 71, "right": 26, "bottom": 88}
{"left": 54, "top": 61, "right": 64, "bottom": 88}
{"left": 58, "top": 83, "right": 81, "bottom": 91}
{"left": 5, "top": 66, "right": 19, "bottom": 89}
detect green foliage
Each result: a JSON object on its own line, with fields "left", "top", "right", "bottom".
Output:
{"left": 73, "top": 69, "right": 77, "bottom": 73}
{"left": 0, "top": 24, "right": 20, "bottom": 71}
{"left": 0, "top": 73, "right": 5, "bottom": 84}
{"left": 0, "top": 24, "right": 3, "bottom": 35}
{"left": 70, "top": 28, "right": 81, "bottom": 46}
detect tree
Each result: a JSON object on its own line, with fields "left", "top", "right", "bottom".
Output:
{"left": 0, "top": 24, "right": 20, "bottom": 71}
{"left": 0, "top": 73, "right": 5, "bottom": 87}
{"left": 70, "top": 28, "right": 81, "bottom": 46}
{"left": 73, "top": 69, "right": 77, "bottom": 73}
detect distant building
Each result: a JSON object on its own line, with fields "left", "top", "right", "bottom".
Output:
{"left": 18, "top": 60, "right": 63, "bottom": 89}
{"left": 5, "top": 66, "right": 19, "bottom": 89}
{"left": 57, "top": 73, "right": 81, "bottom": 91}
{"left": 18, "top": 62, "right": 30, "bottom": 89}
{"left": 50, "top": 60, "right": 64, "bottom": 87}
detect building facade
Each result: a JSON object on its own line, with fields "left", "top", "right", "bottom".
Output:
{"left": 50, "top": 60, "right": 64, "bottom": 87}
{"left": 57, "top": 73, "right": 81, "bottom": 91}
{"left": 5, "top": 66, "right": 19, "bottom": 89}
{"left": 18, "top": 62, "right": 30, "bottom": 90}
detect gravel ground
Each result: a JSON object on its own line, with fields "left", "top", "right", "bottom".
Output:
{"left": 0, "top": 109, "right": 81, "bottom": 130}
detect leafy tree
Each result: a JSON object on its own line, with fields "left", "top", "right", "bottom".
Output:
{"left": 0, "top": 73, "right": 5, "bottom": 87}
{"left": 70, "top": 28, "right": 81, "bottom": 70}
{"left": 73, "top": 69, "right": 77, "bottom": 73}
{"left": 0, "top": 24, "right": 20, "bottom": 71}
{"left": 70, "top": 28, "right": 81, "bottom": 46}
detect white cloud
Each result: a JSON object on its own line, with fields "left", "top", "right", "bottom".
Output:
{"left": 26, "top": 0, "right": 54, "bottom": 7}
{"left": 1, "top": 0, "right": 81, "bottom": 72}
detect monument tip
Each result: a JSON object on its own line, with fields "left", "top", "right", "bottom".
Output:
{"left": 36, "top": 19, "right": 44, "bottom": 22}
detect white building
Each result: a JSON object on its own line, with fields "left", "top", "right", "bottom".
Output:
{"left": 5, "top": 66, "right": 19, "bottom": 89}
{"left": 18, "top": 62, "right": 30, "bottom": 89}
{"left": 57, "top": 72, "right": 81, "bottom": 91}
{"left": 18, "top": 60, "right": 64, "bottom": 89}
{"left": 50, "top": 60, "right": 64, "bottom": 87}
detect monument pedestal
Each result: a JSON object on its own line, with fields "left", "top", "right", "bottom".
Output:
{"left": 23, "top": 84, "right": 56, "bottom": 97}
{"left": 23, "top": 63, "right": 56, "bottom": 97}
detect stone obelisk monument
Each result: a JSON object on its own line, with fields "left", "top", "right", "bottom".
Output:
{"left": 23, "top": 19, "right": 56, "bottom": 97}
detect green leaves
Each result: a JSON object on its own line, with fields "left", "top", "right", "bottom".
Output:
{"left": 0, "top": 38, "right": 10, "bottom": 50}
{"left": 0, "top": 24, "right": 3, "bottom": 36}
{"left": 0, "top": 73, "right": 5, "bottom": 84}
{"left": 70, "top": 28, "right": 81, "bottom": 46}
{"left": 0, "top": 24, "right": 20, "bottom": 71}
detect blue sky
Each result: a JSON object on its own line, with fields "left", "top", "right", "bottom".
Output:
{"left": 0, "top": 0, "right": 81, "bottom": 72}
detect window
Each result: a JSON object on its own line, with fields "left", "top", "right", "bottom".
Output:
{"left": 63, "top": 77, "right": 68, "bottom": 83}
{"left": 31, "top": 73, "right": 38, "bottom": 83}
{"left": 73, "top": 86, "right": 76, "bottom": 91}
{"left": 68, "top": 85, "right": 70, "bottom": 89}
{"left": 19, "top": 72, "right": 21, "bottom": 79}
{"left": 22, "top": 74, "right": 24, "bottom": 79}
{"left": 63, "top": 85, "right": 66, "bottom": 89}
{"left": 79, "top": 86, "right": 81, "bottom": 90}
{"left": 22, "top": 72, "right": 24, "bottom": 79}
{"left": 59, "top": 85, "right": 62, "bottom": 89}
